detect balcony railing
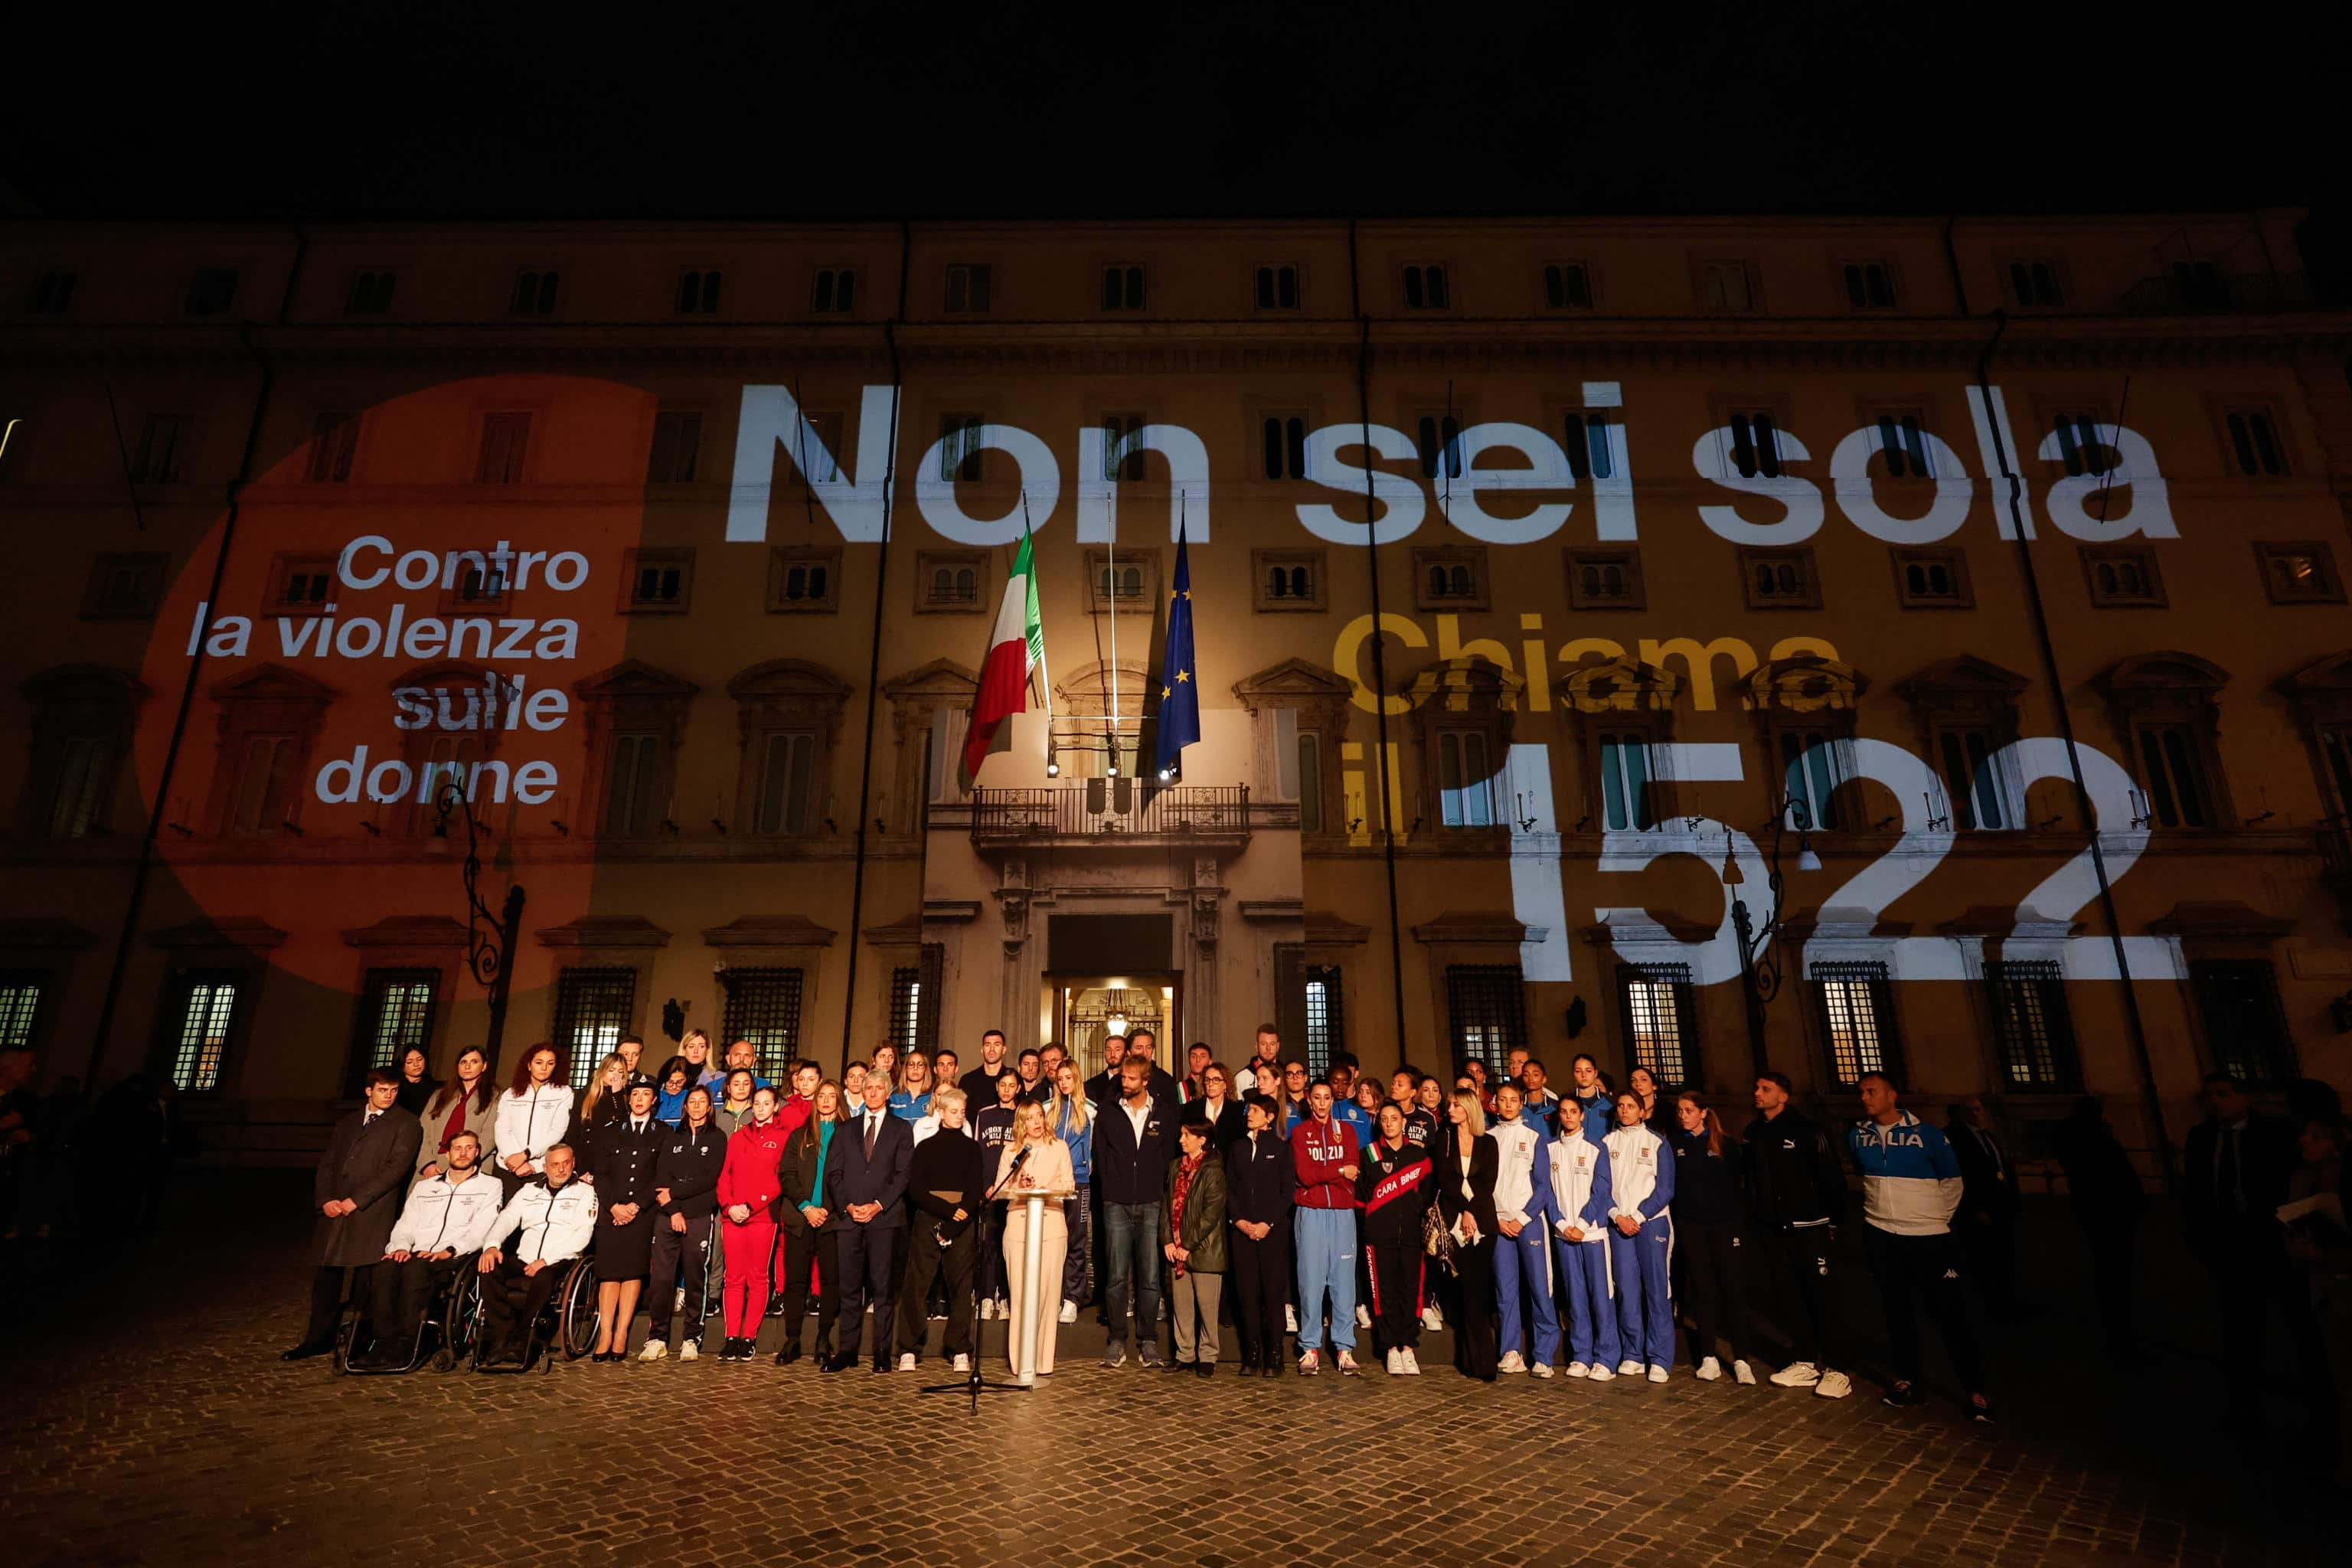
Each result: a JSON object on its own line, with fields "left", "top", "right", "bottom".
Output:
{"left": 970, "top": 784, "right": 1251, "bottom": 841}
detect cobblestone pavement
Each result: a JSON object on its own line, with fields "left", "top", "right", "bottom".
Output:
{"left": 0, "top": 1173, "right": 2335, "bottom": 1567}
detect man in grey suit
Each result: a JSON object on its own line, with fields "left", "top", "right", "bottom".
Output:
{"left": 823, "top": 1074, "right": 913, "bottom": 1373}
{"left": 283, "top": 1069, "right": 423, "bottom": 1360}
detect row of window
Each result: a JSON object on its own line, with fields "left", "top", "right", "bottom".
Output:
{"left": 24, "top": 250, "right": 2174, "bottom": 325}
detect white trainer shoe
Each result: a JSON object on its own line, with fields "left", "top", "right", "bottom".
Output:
{"left": 1499, "top": 1351, "right": 1527, "bottom": 1374}
{"left": 1386, "top": 1347, "right": 1404, "bottom": 1374}
{"left": 1733, "top": 1359, "right": 1756, "bottom": 1385}
{"left": 1399, "top": 1348, "right": 1422, "bottom": 1375}
{"left": 1769, "top": 1360, "right": 1821, "bottom": 1388}
{"left": 1587, "top": 1364, "right": 1615, "bottom": 1383}
{"left": 1565, "top": 1361, "right": 1591, "bottom": 1379}
{"left": 978, "top": 1298, "right": 995, "bottom": 1321}
{"left": 1058, "top": 1300, "right": 1078, "bottom": 1325}
{"left": 1647, "top": 1364, "right": 1670, "bottom": 1384}
{"left": 952, "top": 1353, "right": 971, "bottom": 1373}
{"left": 1617, "top": 1358, "right": 1645, "bottom": 1377}
{"left": 636, "top": 1340, "right": 668, "bottom": 1362}
{"left": 895, "top": 1352, "right": 916, "bottom": 1373}
{"left": 677, "top": 1339, "right": 698, "bottom": 1362}
{"left": 1286, "top": 1305, "right": 1300, "bottom": 1334}
{"left": 1815, "top": 1369, "right": 1854, "bottom": 1399}
{"left": 1420, "top": 1305, "right": 1444, "bottom": 1332}
{"left": 1355, "top": 1305, "right": 1372, "bottom": 1330}
{"left": 1695, "top": 1355, "right": 1723, "bottom": 1381}
{"left": 1530, "top": 1361, "right": 1555, "bottom": 1379}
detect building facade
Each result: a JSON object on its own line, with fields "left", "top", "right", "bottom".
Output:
{"left": 3, "top": 212, "right": 2347, "bottom": 1175}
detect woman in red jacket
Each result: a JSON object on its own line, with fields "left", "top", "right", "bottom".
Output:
{"left": 714, "top": 1085, "right": 789, "bottom": 1361}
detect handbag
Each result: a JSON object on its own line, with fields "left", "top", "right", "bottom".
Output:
{"left": 1423, "top": 1200, "right": 1456, "bottom": 1272}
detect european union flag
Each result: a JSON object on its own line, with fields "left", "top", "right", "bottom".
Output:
{"left": 1153, "top": 521, "right": 1200, "bottom": 779}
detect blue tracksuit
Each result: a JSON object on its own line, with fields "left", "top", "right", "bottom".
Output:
{"left": 1547, "top": 1132, "right": 1619, "bottom": 1369}
{"left": 1332, "top": 1099, "right": 1374, "bottom": 1150}
{"left": 1491, "top": 1125, "right": 1560, "bottom": 1366}
{"left": 1603, "top": 1122, "right": 1676, "bottom": 1367}
{"left": 1566, "top": 1091, "right": 1612, "bottom": 1146}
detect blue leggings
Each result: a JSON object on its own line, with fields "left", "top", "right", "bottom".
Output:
{"left": 1496, "top": 1220, "right": 1560, "bottom": 1364}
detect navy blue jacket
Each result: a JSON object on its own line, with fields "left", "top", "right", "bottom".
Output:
{"left": 1092, "top": 1094, "right": 1174, "bottom": 1207}
{"left": 823, "top": 1107, "right": 913, "bottom": 1230}
{"left": 1223, "top": 1125, "right": 1294, "bottom": 1229}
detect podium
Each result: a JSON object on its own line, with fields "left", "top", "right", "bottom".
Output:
{"left": 1009, "top": 1186, "right": 1073, "bottom": 1386}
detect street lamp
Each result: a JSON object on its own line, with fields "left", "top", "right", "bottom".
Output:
{"left": 1723, "top": 796, "right": 1822, "bottom": 1079}
{"left": 434, "top": 779, "right": 527, "bottom": 1070}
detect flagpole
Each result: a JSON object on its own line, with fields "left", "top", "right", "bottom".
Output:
{"left": 1022, "top": 488, "right": 1054, "bottom": 771}
{"left": 1106, "top": 508, "right": 1119, "bottom": 776}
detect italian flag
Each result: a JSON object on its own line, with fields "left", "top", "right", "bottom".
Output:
{"left": 963, "top": 529, "right": 1045, "bottom": 779}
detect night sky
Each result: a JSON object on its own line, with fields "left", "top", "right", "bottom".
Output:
{"left": 7, "top": 2, "right": 2342, "bottom": 283}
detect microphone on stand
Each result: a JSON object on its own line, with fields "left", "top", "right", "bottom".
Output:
{"left": 988, "top": 1144, "right": 1031, "bottom": 1201}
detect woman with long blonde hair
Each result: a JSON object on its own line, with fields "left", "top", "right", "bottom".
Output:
{"left": 1436, "top": 1087, "right": 1501, "bottom": 1382}
{"left": 1048, "top": 1059, "right": 1095, "bottom": 1322}
{"left": 572, "top": 1052, "right": 629, "bottom": 1179}
{"left": 998, "top": 1098, "right": 1076, "bottom": 1377}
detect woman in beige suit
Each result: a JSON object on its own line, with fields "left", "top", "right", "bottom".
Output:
{"left": 998, "top": 1099, "right": 1076, "bottom": 1377}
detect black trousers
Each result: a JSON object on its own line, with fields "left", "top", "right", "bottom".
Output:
{"left": 302, "top": 1264, "right": 376, "bottom": 1348}
{"left": 2208, "top": 1232, "right": 2338, "bottom": 1460}
{"left": 481, "top": 1255, "right": 565, "bottom": 1360}
{"left": 368, "top": 1255, "right": 464, "bottom": 1345}
{"left": 1452, "top": 1239, "right": 1499, "bottom": 1380}
{"left": 1365, "top": 1240, "right": 1424, "bottom": 1354}
{"left": 1864, "top": 1225, "right": 1983, "bottom": 1390}
{"left": 1958, "top": 1208, "right": 2019, "bottom": 1312}
{"left": 778, "top": 1223, "right": 838, "bottom": 1354}
{"left": 1678, "top": 1220, "right": 1753, "bottom": 1364}
{"left": 893, "top": 1215, "right": 978, "bottom": 1360}
{"left": 645, "top": 1215, "right": 714, "bottom": 1343}
{"left": 1229, "top": 1223, "right": 1290, "bottom": 1365}
{"left": 833, "top": 1222, "right": 898, "bottom": 1361}
{"left": 1754, "top": 1223, "right": 1840, "bottom": 1367}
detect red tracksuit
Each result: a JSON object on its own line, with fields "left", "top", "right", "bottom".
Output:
{"left": 715, "top": 1116, "right": 789, "bottom": 1338}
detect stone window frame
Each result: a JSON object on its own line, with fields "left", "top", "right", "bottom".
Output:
{"left": 727, "top": 658, "right": 851, "bottom": 842}
{"left": 571, "top": 660, "right": 700, "bottom": 841}
{"left": 2094, "top": 650, "right": 2234, "bottom": 831}
{"left": 17, "top": 664, "right": 147, "bottom": 841}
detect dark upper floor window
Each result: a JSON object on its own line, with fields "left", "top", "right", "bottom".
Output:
{"left": 2009, "top": 259, "right": 2063, "bottom": 307}
{"left": 1101, "top": 266, "right": 1146, "bottom": 311}
{"left": 645, "top": 410, "right": 702, "bottom": 485}
{"left": 345, "top": 270, "right": 396, "bottom": 315}
{"left": 944, "top": 263, "right": 992, "bottom": 314}
{"left": 1725, "top": 411, "right": 1784, "bottom": 479}
{"left": 1563, "top": 412, "right": 1615, "bottom": 480}
{"left": 510, "top": 270, "right": 560, "bottom": 316}
{"left": 26, "top": 270, "right": 76, "bottom": 315}
{"left": 1841, "top": 261, "right": 1896, "bottom": 308}
{"left": 1400, "top": 263, "right": 1450, "bottom": 310}
{"left": 1261, "top": 414, "right": 1308, "bottom": 480}
{"left": 811, "top": 267, "right": 858, "bottom": 313}
{"left": 1700, "top": 262, "right": 1752, "bottom": 312}
{"left": 2173, "top": 259, "right": 2227, "bottom": 309}
{"left": 475, "top": 413, "right": 531, "bottom": 484}
{"left": 676, "top": 270, "right": 722, "bottom": 314}
{"left": 2051, "top": 413, "right": 2116, "bottom": 477}
{"left": 2225, "top": 408, "right": 2286, "bottom": 477}
{"left": 184, "top": 268, "right": 239, "bottom": 316}
{"left": 132, "top": 416, "right": 190, "bottom": 483}
{"left": 1253, "top": 264, "right": 1300, "bottom": 310}
{"left": 1543, "top": 262, "right": 1592, "bottom": 309}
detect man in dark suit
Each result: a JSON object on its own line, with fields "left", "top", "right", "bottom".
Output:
{"left": 824, "top": 1073, "right": 913, "bottom": 1372}
{"left": 283, "top": 1069, "right": 423, "bottom": 1359}
{"left": 1947, "top": 1096, "right": 2024, "bottom": 1317}
{"left": 2180, "top": 1072, "right": 2328, "bottom": 1433}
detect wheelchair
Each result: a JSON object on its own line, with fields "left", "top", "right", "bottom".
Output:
{"left": 335, "top": 1256, "right": 484, "bottom": 1375}
{"left": 471, "top": 1250, "right": 600, "bottom": 1374}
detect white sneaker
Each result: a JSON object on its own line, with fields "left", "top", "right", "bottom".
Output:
{"left": 1530, "top": 1361, "right": 1555, "bottom": 1379}
{"left": 1695, "top": 1355, "right": 1723, "bottom": 1381}
{"left": 1399, "top": 1348, "right": 1422, "bottom": 1376}
{"left": 636, "top": 1340, "right": 668, "bottom": 1362}
{"left": 995, "top": 1297, "right": 1010, "bottom": 1319}
{"left": 1058, "top": 1300, "right": 1077, "bottom": 1325}
{"left": 1733, "top": 1359, "right": 1756, "bottom": 1385}
{"left": 1565, "top": 1361, "right": 1591, "bottom": 1379}
{"left": 677, "top": 1339, "right": 698, "bottom": 1362}
{"left": 1815, "top": 1369, "right": 1853, "bottom": 1400}
{"left": 1286, "top": 1305, "right": 1299, "bottom": 1334}
{"left": 1355, "top": 1305, "right": 1372, "bottom": 1330}
{"left": 1587, "top": 1364, "right": 1615, "bottom": 1383}
{"left": 1499, "top": 1351, "right": 1527, "bottom": 1374}
{"left": 952, "top": 1353, "right": 971, "bottom": 1373}
{"left": 1386, "top": 1347, "right": 1404, "bottom": 1374}
{"left": 1617, "top": 1358, "right": 1644, "bottom": 1377}
{"left": 1769, "top": 1360, "right": 1821, "bottom": 1388}
{"left": 1647, "top": 1364, "right": 1670, "bottom": 1384}
{"left": 978, "top": 1298, "right": 995, "bottom": 1321}
{"left": 895, "top": 1352, "right": 916, "bottom": 1373}
{"left": 1421, "top": 1305, "right": 1444, "bottom": 1331}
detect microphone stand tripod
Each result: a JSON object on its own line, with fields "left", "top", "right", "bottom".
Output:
{"left": 920, "top": 1148, "right": 1031, "bottom": 1414}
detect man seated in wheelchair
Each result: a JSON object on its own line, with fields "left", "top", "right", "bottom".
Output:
{"left": 354, "top": 1129, "right": 505, "bottom": 1367}
{"left": 475, "top": 1142, "right": 598, "bottom": 1366}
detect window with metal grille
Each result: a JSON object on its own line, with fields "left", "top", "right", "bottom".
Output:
{"left": 0, "top": 972, "right": 44, "bottom": 1050}
{"left": 2189, "top": 960, "right": 2297, "bottom": 1086}
{"left": 1305, "top": 965, "right": 1345, "bottom": 1078}
{"left": 553, "top": 967, "right": 637, "bottom": 1085}
{"left": 1618, "top": 963, "right": 1696, "bottom": 1083}
{"left": 1813, "top": 961, "right": 1899, "bottom": 1086}
{"left": 645, "top": 410, "right": 701, "bottom": 484}
{"left": 721, "top": 967, "right": 803, "bottom": 1080}
{"left": 888, "top": 965, "right": 921, "bottom": 1057}
{"left": 352, "top": 969, "right": 438, "bottom": 1089}
{"left": 1445, "top": 964, "right": 1525, "bottom": 1076}
{"left": 1984, "top": 959, "right": 2076, "bottom": 1090}
{"left": 307, "top": 413, "right": 358, "bottom": 483}
{"left": 165, "top": 969, "right": 242, "bottom": 1093}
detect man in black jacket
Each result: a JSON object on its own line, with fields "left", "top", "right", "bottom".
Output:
{"left": 1093, "top": 1054, "right": 1173, "bottom": 1367}
{"left": 284, "top": 1070, "right": 423, "bottom": 1360}
{"left": 824, "top": 1076, "right": 913, "bottom": 1372}
{"left": 1947, "top": 1096, "right": 2024, "bottom": 1318}
{"left": 1743, "top": 1072, "right": 1853, "bottom": 1399}
{"left": 957, "top": 1030, "right": 1010, "bottom": 1109}
{"left": 893, "top": 1086, "right": 985, "bottom": 1372}
{"left": 2181, "top": 1073, "right": 2331, "bottom": 1436}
